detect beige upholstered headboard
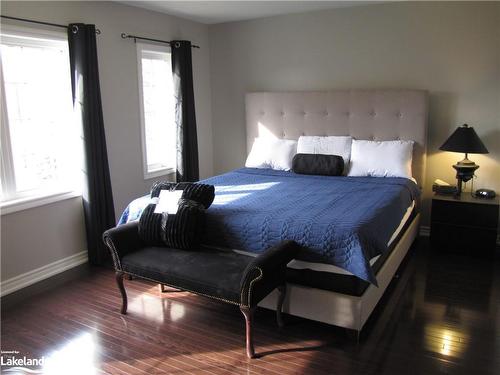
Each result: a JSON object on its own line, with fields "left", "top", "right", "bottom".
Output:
{"left": 245, "top": 90, "right": 428, "bottom": 187}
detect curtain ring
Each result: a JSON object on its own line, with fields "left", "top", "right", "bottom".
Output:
{"left": 71, "top": 25, "right": 79, "bottom": 34}
{"left": 174, "top": 42, "right": 181, "bottom": 48}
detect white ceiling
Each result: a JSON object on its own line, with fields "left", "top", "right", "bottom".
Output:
{"left": 119, "top": 1, "right": 382, "bottom": 25}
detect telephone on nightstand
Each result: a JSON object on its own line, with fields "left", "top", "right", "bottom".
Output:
{"left": 475, "top": 189, "right": 496, "bottom": 199}
{"left": 432, "top": 179, "right": 458, "bottom": 195}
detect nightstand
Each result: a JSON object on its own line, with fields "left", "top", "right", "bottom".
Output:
{"left": 430, "top": 194, "right": 499, "bottom": 257}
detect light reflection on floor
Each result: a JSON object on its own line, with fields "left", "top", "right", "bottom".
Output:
{"left": 424, "top": 324, "right": 469, "bottom": 357}
{"left": 42, "top": 332, "right": 97, "bottom": 375}
{"left": 34, "top": 288, "right": 187, "bottom": 374}
{"left": 128, "top": 287, "right": 186, "bottom": 324}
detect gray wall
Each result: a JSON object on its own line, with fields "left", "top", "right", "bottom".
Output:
{"left": 1, "top": 1, "right": 213, "bottom": 282}
{"left": 1, "top": 198, "right": 86, "bottom": 281}
{"left": 209, "top": 1, "right": 500, "bottom": 226}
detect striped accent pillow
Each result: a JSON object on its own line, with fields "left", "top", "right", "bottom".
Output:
{"left": 160, "top": 200, "right": 205, "bottom": 249}
{"left": 138, "top": 203, "right": 163, "bottom": 245}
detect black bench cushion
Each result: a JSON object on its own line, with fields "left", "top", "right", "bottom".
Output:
{"left": 121, "top": 246, "right": 254, "bottom": 304}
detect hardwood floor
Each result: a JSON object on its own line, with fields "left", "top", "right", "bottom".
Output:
{"left": 1, "top": 238, "right": 499, "bottom": 374}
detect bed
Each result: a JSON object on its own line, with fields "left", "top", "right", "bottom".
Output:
{"left": 120, "top": 89, "right": 428, "bottom": 333}
{"left": 244, "top": 90, "right": 428, "bottom": 332}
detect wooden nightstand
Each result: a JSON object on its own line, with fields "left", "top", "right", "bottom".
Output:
{"left": 430, "top": 193, "right": 499, "bottom": 256}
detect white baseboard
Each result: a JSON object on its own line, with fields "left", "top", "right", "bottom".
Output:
{"left": 0, "top": 251, "right": 88, "bottom": 297}
{"left": 419, "top": 225, "right": 430, "bottom": 237}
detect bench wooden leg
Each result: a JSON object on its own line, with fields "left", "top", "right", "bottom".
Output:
{"left": 159, "top": 284, "right": 181, "bottom": 293}
{"left": 240, "top": 306, "right": 256, "bottom": 359}
{"left": 276, "top": 284, "right": 286, "bottom": 328}
{"left": 115, "top": 272, "right": 128, "bottom": 314}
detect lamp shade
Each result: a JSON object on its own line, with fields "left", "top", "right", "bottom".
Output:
{"left": 439, "top": 124, "right": 489, "bottom": 154}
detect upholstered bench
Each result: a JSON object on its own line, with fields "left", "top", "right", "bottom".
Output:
{"left": 103, "top": 221, "right": 299, "bottom": 358}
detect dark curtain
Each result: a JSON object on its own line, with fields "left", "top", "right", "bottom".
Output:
{"left": 170, "top": 40, "right": 199, "bottom": 182}
{"left": 68, "top": 23, "right": 115, "bottom": 266}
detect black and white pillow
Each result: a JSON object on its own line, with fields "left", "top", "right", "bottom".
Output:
{"left": 138, "top": 182, "right": 215, "bottom": 249}
{"left": 150, "top": 182, "right": 215, "bottom": 209}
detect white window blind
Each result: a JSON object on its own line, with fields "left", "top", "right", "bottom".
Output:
{"left": 0, "top": 27, "right": 82, "bottom": 208}
{"left": 136, "top": 43, "right": 176, "bottom": 179}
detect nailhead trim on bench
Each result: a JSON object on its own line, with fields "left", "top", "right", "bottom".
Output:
{"left": 103, "top": 237, "right": 122, "bottom": 270}
{"left": 243, "top": 267, "right": 263, "bottom": 307}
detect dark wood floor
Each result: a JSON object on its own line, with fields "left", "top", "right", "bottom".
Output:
{"left": 2, "top": 238, "right": 499, "bottom": 374}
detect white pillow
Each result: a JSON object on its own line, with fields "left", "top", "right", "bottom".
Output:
{"left": 347, "top": 139, "right": 414, "bottom": 179}
{"left": 297, "top": 136, "right": 352, "bottom": 166}
{"left": 245, "top": 137, "right": 297, "bottom": 171}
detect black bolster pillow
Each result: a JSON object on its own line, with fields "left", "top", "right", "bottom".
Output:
{"left": 292, "top": 153, "right": 344, "bottom": 176}
{"left": 150, "top": 182, "right": 215, "bottom": 209}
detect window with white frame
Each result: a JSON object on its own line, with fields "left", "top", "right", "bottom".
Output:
{"left": 136, "top": 43, "right": 176, "bottom": 179}
{"left": 0, "top": 26, "right": 82, "bottom": 208}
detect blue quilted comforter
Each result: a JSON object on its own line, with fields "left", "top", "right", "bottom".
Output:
{"left": 118, "top": 168, "right": 419, "bottom": 284}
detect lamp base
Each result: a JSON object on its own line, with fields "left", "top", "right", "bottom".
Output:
{"left": 456, "top": 155, "right": 477, "bottom": 167}
{"left": 452, "top": 159, "right": 479, "bottom": 195}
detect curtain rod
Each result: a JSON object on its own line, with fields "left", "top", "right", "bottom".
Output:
{"left": 121, "top": 33, "right": 200, "bottom": 49}
{"left": 0, "top": 15, "right": 101, "bottom": 34}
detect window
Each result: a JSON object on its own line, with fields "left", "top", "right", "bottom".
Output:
{"left": 136, "top": 43, "right": 176, "bottom": 179}
{"left": 0, "top": 26, "right": 82, "bottom": 211}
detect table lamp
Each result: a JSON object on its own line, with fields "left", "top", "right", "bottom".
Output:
{"left": 439, "top": 124, "right": 489, "bottom": 195}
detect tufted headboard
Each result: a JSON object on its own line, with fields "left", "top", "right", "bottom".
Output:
{"left": 245, "top": 90, "right": 429, "bottom": 187}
